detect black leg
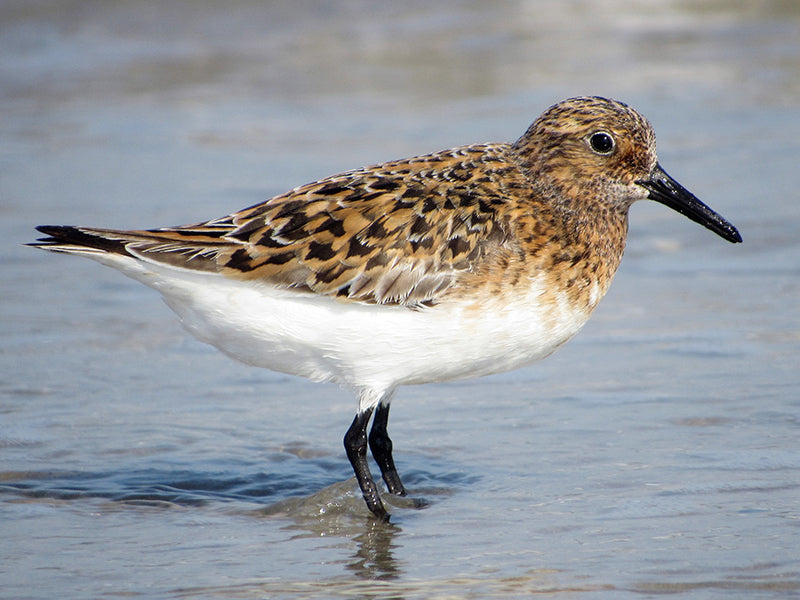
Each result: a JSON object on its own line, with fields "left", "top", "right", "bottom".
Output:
{"left": 344, "top": 408, "right": 389, "bottom": 521}
{"left": 369, "top": 402, "right": 407, "bottom": 496}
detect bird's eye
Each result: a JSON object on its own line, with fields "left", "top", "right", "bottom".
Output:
{"left": 589, "top": 132, "right": 615, "bottom": 155}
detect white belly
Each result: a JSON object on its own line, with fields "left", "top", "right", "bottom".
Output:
{"left": 83, "top": 252, "right": 594, "bottom": 399}
{"left": 164, "top": 274, "right": 589, "bottom": 390}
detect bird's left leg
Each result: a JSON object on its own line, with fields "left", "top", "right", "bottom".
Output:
{"left": 369, "top": 400, "right": 407, "bottom": 496}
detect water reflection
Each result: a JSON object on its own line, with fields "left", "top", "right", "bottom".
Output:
{"left": 349, "top": 523, "right": 403, "bottom": 581}
{"left": 261, "top": 479, "right": 431, "bottom": 582}
{"left": 258, "top": 471, "right": 478, "bottom": 582}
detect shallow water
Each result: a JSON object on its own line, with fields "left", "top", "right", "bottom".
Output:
{"left": 2, "top": 1, "right": 799, "bottom": 598}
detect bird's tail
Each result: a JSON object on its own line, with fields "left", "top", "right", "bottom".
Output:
{"left": 29, "top": 225, "right": 133, "bottom": 256}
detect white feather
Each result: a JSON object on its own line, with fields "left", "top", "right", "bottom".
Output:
{"left": 62, "top": 248, "right": 594, "bottom": 411}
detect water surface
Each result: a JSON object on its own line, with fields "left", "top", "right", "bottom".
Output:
{"left": 2, "top": 1, "right": 799, "bottom": 598}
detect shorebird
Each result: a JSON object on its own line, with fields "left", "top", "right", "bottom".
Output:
{"left": 31, "top": 96, "right": 741, "bottom": 521}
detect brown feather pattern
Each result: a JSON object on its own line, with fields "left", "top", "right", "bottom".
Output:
{"left": 32, "top": 97, "right": 672, "bottom": 312}
{"left": 99, "top": 143, "right": 545, "bottom": 307}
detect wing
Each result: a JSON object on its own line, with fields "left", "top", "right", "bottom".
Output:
{"left": 34, "top": 144, "right": 530, "bottom": 307}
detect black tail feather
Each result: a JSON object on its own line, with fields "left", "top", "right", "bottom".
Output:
{"left": 29, "top": 225, "right": 130, "bottom": 254}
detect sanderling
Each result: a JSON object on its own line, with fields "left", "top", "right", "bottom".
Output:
{"left": 31, "top": 96, "right": 741, "bottom": 521}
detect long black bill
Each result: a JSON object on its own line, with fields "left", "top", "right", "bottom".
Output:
{"left": 638, "top": 163, "right": 742, "bottom": 243}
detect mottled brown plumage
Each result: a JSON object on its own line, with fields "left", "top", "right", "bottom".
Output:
{"left": 39, "top": 99, "right": 663, "bottom": 311}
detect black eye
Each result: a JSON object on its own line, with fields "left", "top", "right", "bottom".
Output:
{"left": 589, "top": 132, "right": 615, "bottom": 154}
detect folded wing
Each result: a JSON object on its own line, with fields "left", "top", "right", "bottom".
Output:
{"left": 33, "top": 146, "right": 519, "bottom": 308}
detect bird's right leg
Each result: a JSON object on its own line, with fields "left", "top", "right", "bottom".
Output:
{"left": 344, "top": 407, "right": 389, "bottom": 521}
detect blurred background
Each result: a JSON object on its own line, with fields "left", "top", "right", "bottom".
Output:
{"left": 2, "top": 2, "right": 799, "bottom": 599}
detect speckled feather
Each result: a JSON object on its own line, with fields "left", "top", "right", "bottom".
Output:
{"left": 38, "top": 97, "right": 654, "bottom": 312}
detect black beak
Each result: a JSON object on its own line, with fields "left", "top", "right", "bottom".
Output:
{"left": 638, "top": 163, "right": 742, "bottom": 243}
